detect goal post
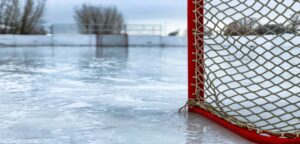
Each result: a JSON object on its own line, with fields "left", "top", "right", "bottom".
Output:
{"left": 187, "top": 0, "right": 300, "bottom": 143}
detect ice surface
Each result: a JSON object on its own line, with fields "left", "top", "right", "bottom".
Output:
{"left": 0, "top": 47, "right": 251, "bottom": 144}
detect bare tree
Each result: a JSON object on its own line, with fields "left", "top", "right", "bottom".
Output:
{"left": 74, "top": 4, "right": 124, "bottom": 34}
{"left": 18, "top": 0, "right": 46, "bottom": 34}
{"left": 224, "top": 18, "right": 258, "bottom": 36}
{"left": 204, "top": 27, "right": 213, "bottom": 36}
{"left": 255, "top": 24, "right": 287, "bottom": 35}
{"left": 290, "top": 13, "right": 300, "bottom": 34}
{"left": 0, "top": 0, "right": 46, "bottom": 34}
{"left": 0, "top": 0, "right": 19, "bottom": 34}
{"left": 224, "top": 21, "right": 241, "bottom": 36}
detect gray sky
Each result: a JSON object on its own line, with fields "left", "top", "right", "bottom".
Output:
{"left": 46, "top": 0, "right": 187, "bottom": 34}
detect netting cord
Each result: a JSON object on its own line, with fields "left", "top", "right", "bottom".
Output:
{"left": 183, "top": 99, "right": 300, "bottom": 138}
{"left": 187, "top": 0, "right": 300, "bottom": 138}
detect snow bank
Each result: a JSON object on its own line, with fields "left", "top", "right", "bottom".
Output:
{"left": 205, "top": 34, "right": 300, "bottom": 48}
{"left": 1, "top": 34, "right": 299, "bottom": 48}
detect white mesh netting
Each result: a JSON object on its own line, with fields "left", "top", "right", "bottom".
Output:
{"left": 190, "top": 0, "right": 300, "bottom": 138}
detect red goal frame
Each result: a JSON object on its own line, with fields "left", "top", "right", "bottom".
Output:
{"left": 187, "top": 0, "right": 300, "bottom": 143}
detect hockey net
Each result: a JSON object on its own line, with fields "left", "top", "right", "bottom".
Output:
{"left": 188, "top": 0, "right": 300, "bottom": 142}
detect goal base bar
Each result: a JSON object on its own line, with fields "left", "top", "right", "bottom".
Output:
{"left": 189, "top": 107, "right": 300, "bottom": 144}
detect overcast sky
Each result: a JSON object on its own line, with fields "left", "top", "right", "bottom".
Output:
{"left": 46, "top": 0, "right": 187, "bottom": 34}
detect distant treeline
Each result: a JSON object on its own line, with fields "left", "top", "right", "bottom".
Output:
{"left": 0, "top": 0, "right": 125, "bottom": 35}
{"left": 205, "top": 15, "right": 300, "bottom": 36}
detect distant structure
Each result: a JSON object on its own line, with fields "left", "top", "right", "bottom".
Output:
{"left": 168, "top": 30, "right": 179, "bottom": 36}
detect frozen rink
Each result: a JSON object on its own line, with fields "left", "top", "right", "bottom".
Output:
{"left": 0, "top": 47, "right": 251, "bottom": 144}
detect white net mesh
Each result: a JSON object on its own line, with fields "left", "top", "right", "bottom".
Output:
{"left": 190, "top": 0, "right": 300, "bottom": 138}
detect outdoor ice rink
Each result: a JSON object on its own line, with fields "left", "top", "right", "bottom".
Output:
{"left": 0, "top": 47, "right": 251, "bottom": 144}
